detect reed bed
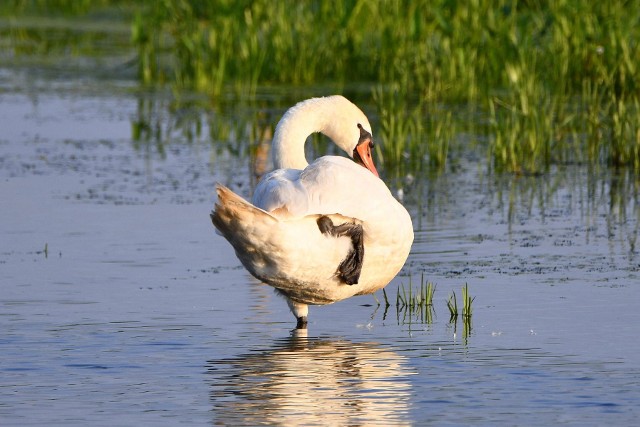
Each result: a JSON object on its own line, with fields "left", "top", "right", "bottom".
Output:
{"left": 137, "top": 0, "right": 640, "bottom": 174}
{"left": 4, "top": 0, "right": 640, "bottom": 173}
{"left": 128, "top": 0, "right": 640, "bottom": 173}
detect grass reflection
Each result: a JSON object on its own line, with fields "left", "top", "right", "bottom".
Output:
{"left": 486, "top": 166, "right": 640, "bottom": 253}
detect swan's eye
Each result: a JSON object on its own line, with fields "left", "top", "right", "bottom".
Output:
{"left": 356, "top": 123, "right": 372, "bottom": 146}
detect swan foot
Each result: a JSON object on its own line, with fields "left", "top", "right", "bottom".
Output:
{"left": 317, "top": 216, "right": 364, "bottom": 285}
{"left": 282, "top": 295, "right": 309, "bottom": 329}
{"left": 296, "top": 316, "right": 308, "bottom": 329}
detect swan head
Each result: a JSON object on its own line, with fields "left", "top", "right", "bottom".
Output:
{"left": 352, "top": 123, "right": 378, "bottom": 177}
{"left": 272, "top": 95, "right": 379, "bottom": 177}
{"left": 316, "top": 96, "right": 378, "bottom": 177}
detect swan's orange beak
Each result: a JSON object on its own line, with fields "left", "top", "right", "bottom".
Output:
{"left": 354, "top": 140, "right": 379, "bottom": 177}
{"left": 353, "top": 125, "right": 379, "bottom": 178}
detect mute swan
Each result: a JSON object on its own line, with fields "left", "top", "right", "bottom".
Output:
{"left": 211, "top": 95, "right": 413, "bottom": 328}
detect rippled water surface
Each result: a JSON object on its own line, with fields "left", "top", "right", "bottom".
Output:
{"left": 2, "top": 68, "right": 640, "bottom": 426}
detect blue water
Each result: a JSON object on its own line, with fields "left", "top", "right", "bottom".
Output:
{"left": 1, "top": 68, "right": 639, "bottom": 426}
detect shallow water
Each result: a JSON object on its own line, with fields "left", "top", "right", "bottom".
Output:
{"left": 1, "top": 66, "right": 640, "bottom": 426}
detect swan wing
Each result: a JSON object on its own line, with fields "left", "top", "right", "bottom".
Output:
{"left": 253, "top": 156, "right": 393, "bottom": 222}
{"left": 212, "top": 185, "right": 360, "bottom": 304}
{"left": 252, "top": 169, "right": 309, "bottom": 217}
{"left": 213, "top": 156, "right": 413, "bottom": 304}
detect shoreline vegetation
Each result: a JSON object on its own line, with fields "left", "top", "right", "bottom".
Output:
{"left": 3, "top": 0, "right": 640, "bottom": 175}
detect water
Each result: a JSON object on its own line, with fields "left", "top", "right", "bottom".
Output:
{"left": 2, "top": 65, "right": 640, "bottom": 426}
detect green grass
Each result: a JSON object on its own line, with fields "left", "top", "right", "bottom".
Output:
{"left": 448, "top": 283, "right": 475, "bottom": 320}
{"left": 386, "top": 280, "right": 474, "bottom": 329}
{"left": 379, "top": 274, "right": 436, "bottom": 324}
{"left": 395, "top": 274, "right": 435, "bottom": 310}
{"left": 461, "top": 283, "right": 475, "bottom": 318}
{"left": 123, "top": 0, "right": 640, "bottom": 174}
{"left": 447, "top": 291, "right": 458, "bottom": 320}
{"left": 446, "top": 283, "right": 474, "bottom": 342}
{"left": 4, "top": 0, "right": 640, "bottom": 174}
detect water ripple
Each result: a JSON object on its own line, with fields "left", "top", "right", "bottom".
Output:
{"left": 206, "top": 333, "right": 415, "bottom": 426}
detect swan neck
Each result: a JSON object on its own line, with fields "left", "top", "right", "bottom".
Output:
{"left": 272, "top": 99, "right": 332, "bottom": 170}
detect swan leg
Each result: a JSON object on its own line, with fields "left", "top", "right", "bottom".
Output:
{"left": 317, "top": 216, "right": 364, "bottom": 285}
{"left": 296, "top": 316, "right": 308, "bottom": 329}
{"left": 286, "top": 297, "right": 309, "bottom": 329}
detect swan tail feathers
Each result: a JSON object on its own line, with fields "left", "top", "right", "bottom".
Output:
{"left": 210, "top": 184, "right": 277, "bottom": 239}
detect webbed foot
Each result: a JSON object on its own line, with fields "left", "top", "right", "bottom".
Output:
{"left": 296, "top": 316, "right": 308, "bottom": 329}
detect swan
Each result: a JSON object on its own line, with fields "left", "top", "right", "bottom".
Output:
{"left": 211, "top": 95, "right": 413, "bottom": 329}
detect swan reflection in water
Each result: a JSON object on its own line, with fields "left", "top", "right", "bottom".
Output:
{"left": 206, "top": 331, "right": 415, "bottom": 426}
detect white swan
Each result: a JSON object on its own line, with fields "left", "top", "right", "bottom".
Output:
{"left": 211, "top": 95, "right": 413, "bottom": 328}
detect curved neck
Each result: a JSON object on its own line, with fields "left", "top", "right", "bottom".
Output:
{"left": 271, "top": 98, "right": 337, "bottom": 170}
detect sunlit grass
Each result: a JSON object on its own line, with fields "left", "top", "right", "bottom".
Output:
{"left": 461, "top": 283, "right": 475, "bottom": 318}
{"left": 395, "top": 275, "right": 435, "bottom": 311}
{"left": 384, "top": 279, "right": 475, "bottom": 327}
{"left": 446, "top": 283, "right": 474, "bottom": 342}
{"left": 131, "top": 0, "right": 639, "bottom": 174}
{"left": 378, "top": 274, "right": 436, "bottom": 324}
{"left": 4, "top": 0, "right": 640, "bottom": 173}
{"left": 447, "top": 283, "right": 474, "bottom": 320}
{"left": 446, "top": 290, "right": 458, "bottom": 320}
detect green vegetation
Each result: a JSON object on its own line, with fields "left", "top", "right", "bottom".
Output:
{"left": 383, "top": 278, "right": 474, "bottom": 334}
{"left": 0, "top": 0, "right": 133, "bottom": 72}
{"left": 461, "top": 283, "right": 475, "bottom": 318}
{"left": 446, "top": 290, "right": 458, "bottom": 319}
{"left": 395, "top": 275, "right": 435, "bottom": 311}
{"left": 3, "top": 0, "right": 640, "bottom": 175}
{"left": 377, "top": 274, "right": 436, "bottom": 324}
{"left": 446, "top": 283, "right": 474, "bottom": 342}
{"left": 447, "top": 283, "right": 474, "bottom": 319}
{"left": 127, "top": 0, "right": 640, "bottom": 174}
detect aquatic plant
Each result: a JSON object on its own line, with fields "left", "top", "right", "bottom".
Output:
{"left": 396, "top": 275, "right": 435, "bottom": 311}
{"left": 447, "top": 283, "right": 474, "bottom": 319}
{"left": 461, "top": 283, "right": 475, "bottom": 319}
{"left": 449, "top": 312, "right": 472, "bottom": 345}
{"left": 5, "top": 0, "right": 640, "bottom": 173}
{"left": 447, "top": 291, "right": 458, "bottom": 320}
{"left": 128, "top": 0, "right": 639, "bottom": 173}
{"left": 446, "top": 284, "right": 474, "bottom": 342}
{"left": 387, "top": 279, "right": 475, "bottom": 326}
{"left": 385, "top": 274, "right": 436, "bottom": 324}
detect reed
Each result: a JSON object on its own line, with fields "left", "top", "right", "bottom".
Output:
{"left": 461, "top": 283, "right": 475, "bottom": 319}
{"left": 5, "top": 0, "right": 640, "bottom": 173}
{"left": 448, "top": 283, "right": 474, "bottom": 318}
{"left": 396, "top": 275, "right": 435, "bottom": 310}
{"left": 391, "top": 274, "right": 436, "bottom": 324}
{"left": 447, "top": 291, "right": 458, "bottom": 320}
{"left": 386, "top": 278, "right": 475, "bottom": 326}
{"left": 447, "top": 284, "right": 474, "bottom": 341}
{"left": 143, "top": 0, "right": 639, "bottom": 173}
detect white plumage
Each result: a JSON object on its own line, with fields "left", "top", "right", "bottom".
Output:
{"left": 211, "top": 95, "right": 413, "bottom": 328}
